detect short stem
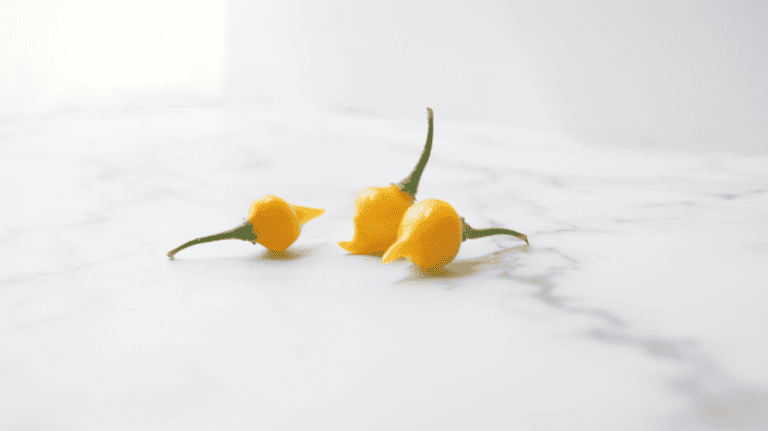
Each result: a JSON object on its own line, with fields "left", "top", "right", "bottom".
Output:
{"left": 396, "top": 107, "right": 434, "bottom": 199}
{"left": 461, "top": 217, "right": 529, "bottom": 244}
{"left": 167, "top": 221, "right": 258, "bottom": 259}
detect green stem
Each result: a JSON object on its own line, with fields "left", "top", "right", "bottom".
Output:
{"left": 461, "top": 217, "right": 529, "bottom": 244}
{"left": 396, "top": 107, "right": 434, "bottom": 199}
{"left": 167, "top": 221, "right": 258, "bottom": 259}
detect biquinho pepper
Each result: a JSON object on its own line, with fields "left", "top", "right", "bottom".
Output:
{"left": 339, "top": 108, "right": 434, "bottom": 255}
{"left": 166, "top": 195, "right": 325, "bottom": 259}
{"left": 381, "top": 199, "right": 528, "bottom": 270}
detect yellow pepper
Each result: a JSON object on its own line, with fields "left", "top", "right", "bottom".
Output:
{"left": 339, "top": 107, "right": 434, "bottom": 255}
{"left": 381, "top": 199, "right": 528, "bottom": 270}
{"left": 166, "top": 195, "right": 325, "bottom": 259}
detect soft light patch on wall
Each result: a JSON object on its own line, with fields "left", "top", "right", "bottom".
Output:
{"left": 0, "top": 0, "right": 227, "bottom": 114}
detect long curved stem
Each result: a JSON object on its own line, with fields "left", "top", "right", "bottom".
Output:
{"left": 167, "top": 221, "right": 258, "bottom": 259}
{"left": 396, "top": 107, "right": 434, "bottom": 199}
{"left": 461, "top": 217, "right": 529, "bottom": 244}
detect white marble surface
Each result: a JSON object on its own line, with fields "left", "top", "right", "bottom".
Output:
{"left": 1, "top": 101, "right": 767, "bottom": 430}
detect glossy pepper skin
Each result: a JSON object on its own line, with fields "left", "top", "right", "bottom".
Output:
{"left": 338, "top": 185, "right": 414, "bottom": 254}
{"left": 382, "top": 198, "right": 528, "bottom": 270}
{"left": 339, "top": 107, "right": 434, "bottom": 255}
{"left": 166, "top": 195, "right": 324, "bottom": 259}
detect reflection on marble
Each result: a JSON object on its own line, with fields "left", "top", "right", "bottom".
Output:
{"left": 1, "top": 101, "right": 767, "bottom": 430}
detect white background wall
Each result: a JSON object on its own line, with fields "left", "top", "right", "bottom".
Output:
{"left": 2, "top": 1, "right": 766, "bottom": 155}
{"left": 226, "top": 0, "right": 768, "bottom": 155}
{"left": 0, "top": 0, "right": 227, "bottom": 114}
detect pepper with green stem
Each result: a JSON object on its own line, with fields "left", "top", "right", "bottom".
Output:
{"left": 167, "top": 195, "right": 325, "bottom": 259}
{"left": 382, "top": 199, "right": 528, "bottom": 270}
{"left": 339, "top": 107, "right": 434, "bottom": 255}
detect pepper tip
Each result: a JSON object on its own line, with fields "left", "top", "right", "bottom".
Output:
{"left": 381, "top": 240, "right": 408, "bottom": 264}
{"left": 338, "top": 241, "right": 354, "bottom": 253}
{"left": 292, "top": 205, "right": 326, "bottom": 226}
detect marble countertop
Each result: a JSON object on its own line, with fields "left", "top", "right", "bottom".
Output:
{"left": 2, "top": 102, "right": 767, "bottom": 430}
